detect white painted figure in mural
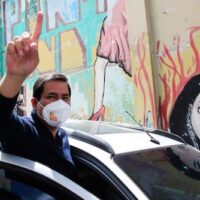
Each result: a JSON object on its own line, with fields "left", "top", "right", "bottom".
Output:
{"left": 169, "top": 74, "right": 200, "bottom": 150}
{"left": 90, "top": 0, "right": 131, "bottom": 120}
{"left": 191, "top": 92, "right": 200, "bottom": 140}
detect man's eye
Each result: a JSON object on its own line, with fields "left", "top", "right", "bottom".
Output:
{"left": 63, "top": 96, "right": 70, "bottom": 101}
{"left": 198, "top": 107, "right": 200, "bottom": 113}
{"left": 47, "top": 96, "right": 57, "bottom": 99}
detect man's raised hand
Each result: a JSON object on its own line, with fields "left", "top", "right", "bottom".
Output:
{"left": 6, "top": 12, "right": 43, "bottom": 79}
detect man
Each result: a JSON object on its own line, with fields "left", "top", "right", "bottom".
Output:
{"left": 0, "top": 12, "right": 75, "bottom": 178}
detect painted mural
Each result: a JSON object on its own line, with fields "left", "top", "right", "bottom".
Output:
{"left": 157, "top": 26, "right": 200, "bottom": 149}
{"left": 1, "top": 0, "right": 137, "bottom": 124}
{"left": 125, "top": 0, "right": 156, "bottom": 127}
{"left": 90, "top": 0, "right": 132, "bottom": 121}
{"left": 1, "top": 0, "right": 200, "bottom": 149}
{"left": 148, "top": 0, "right": 200, "bottom": 149}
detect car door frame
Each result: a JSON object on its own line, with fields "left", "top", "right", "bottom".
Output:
{"left": 0, "top": 151, "right": 100, "bottom": 200}
{"left": 71, "top": 145, "right": 139, "bottom": 200}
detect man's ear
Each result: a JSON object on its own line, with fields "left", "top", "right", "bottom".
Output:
{"left": 31, "top": 98, "right": 37, "bottom": 108}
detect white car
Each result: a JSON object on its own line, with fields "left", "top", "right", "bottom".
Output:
{"left": 0, "top": 120, "right": 200, "bottom": 200}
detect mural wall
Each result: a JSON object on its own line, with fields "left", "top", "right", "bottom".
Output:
{"left": 147, "top": 0, "right": 200, "bottom": 148}
{"left": 1, "top": 0, "right": 200, "bottom": 147}
{"left": 1, "top": 0, "right": 137, "bottom": 124}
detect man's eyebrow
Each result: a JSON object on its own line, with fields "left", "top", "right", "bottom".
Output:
{"left": 47, "top": 92, "right": 58, "bottom": 95}
{"left": 63, "top": 93, "right": 70, "bottom": 96}
{"left": 47, "top": 92, "right": 70, "bottom": 96}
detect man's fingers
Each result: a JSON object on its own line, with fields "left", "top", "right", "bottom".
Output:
{"left": 31, "top": 11, "right": 43, "bottom": 42}
{"left": 7, "top": 32, "right": 36, "bottom": 57}
{"left": 30, "top": 42, "right": 39, "bottom": 66}
{"left": 13, "top": 34, "right": 31, "bottom": 56}
{"left": 22, "top": 32, "right": 31, "bottom": 52}
{"left": 30, "top": 42, "right": 38, "bottom": 51}
{"left": 14, "top": 37, "right": 25, "bottom": 56}
{"left": 6, "top": 41, "right": 17, "bottom": 55}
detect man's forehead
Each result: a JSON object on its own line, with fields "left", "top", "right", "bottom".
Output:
{"left": 43, "top": 81, "right": 69, "bottom": 94}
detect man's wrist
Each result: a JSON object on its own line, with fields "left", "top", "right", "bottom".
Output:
{"left": 0, "top": 73, "right": 25, "bottom": 98}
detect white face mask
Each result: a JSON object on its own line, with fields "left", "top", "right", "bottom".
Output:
{"left": 38, "top": 99, "right": 71, "bottom": 127}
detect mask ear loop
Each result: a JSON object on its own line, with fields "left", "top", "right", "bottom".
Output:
{"left": 36, "top": 99, "right": 44, "bottom": 108}
{"left": 34, "top": 98, "right": 45, "bottom": 120}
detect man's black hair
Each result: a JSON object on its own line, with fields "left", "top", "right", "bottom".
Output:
{"left": 33, "top": 73, "right": 71, "bottom": 100}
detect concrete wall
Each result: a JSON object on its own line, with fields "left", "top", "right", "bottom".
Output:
{"left": 1, "top": 0, "right": 200, "bottom": 137}
{"left": 146, "top": 0, "right": 200, "bottom": 131}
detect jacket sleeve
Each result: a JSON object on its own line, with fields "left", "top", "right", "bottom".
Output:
{"left": 0, "top": 93, "right": 23, "bottom": 141}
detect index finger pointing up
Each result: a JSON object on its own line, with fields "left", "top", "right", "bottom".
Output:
{"left": 31, "top": 11, "right": 43, "bottom": 42}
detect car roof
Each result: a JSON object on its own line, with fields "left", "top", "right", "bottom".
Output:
{"left": 62, "top": 120, "right": 184, "bottom": 155}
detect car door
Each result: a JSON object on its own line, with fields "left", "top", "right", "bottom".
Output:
{"left": 0, "top": 151, "right": 99, "bottom": 200}
{"left": 71, "top": 146, "right": 138, "bottom": 200}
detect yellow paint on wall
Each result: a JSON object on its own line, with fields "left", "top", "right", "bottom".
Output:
{"left": 134, "top": 51, "right": 155, "bottom": 126}
{"left": 158, "top": 32, "right": 200, "bottom": 121}
{"left": 126, "top": 0, "right": 157, "bottom": 126}
{"left": 38, "top": 36, "right": 56, "bottom": 73}
{"left": 147, "top": 0, "right": 200, "bottom": 47}
{"left": 92, "top": 46, "right": 97, "bottom": 65}
{"left": 60, "top": 30, "right": 84, "bottom": 71}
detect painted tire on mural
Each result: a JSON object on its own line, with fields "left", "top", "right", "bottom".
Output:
{"left": 169, "top": 74, "right": 200, "bottom": 150}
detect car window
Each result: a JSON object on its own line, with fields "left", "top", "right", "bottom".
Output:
{"left": 0, "top": 169, "right": 76, "bottom": 200}
{"left": 0, "top": 158, "right": 100, "bottom": 200}
{"left": 1, "top": 182, "right": 54, "bottom": 200}
{"left": 72, "top": 149, "right": 136, "bottom": 200}
{"left": 76, "top": 162, "right": 121, "bottom": 200}
{"left": 63, "top": 121, "right": 136, "bottom": 135}
{"left": 114, "top": 148, "right": 200, "bottom": 200}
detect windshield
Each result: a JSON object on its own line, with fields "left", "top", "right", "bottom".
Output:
{"left": 63, "top": 121, "right": 138, "bottom": 135}
{"left": 114, "top": 148, "right": 200, "bottom": 200}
